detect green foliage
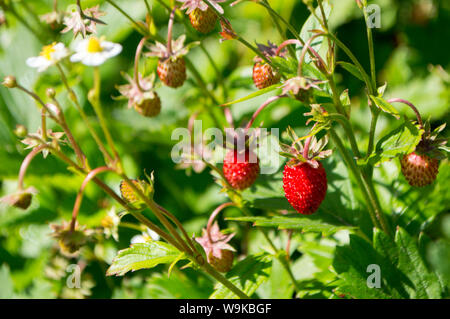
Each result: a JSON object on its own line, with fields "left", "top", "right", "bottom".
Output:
{"left": 210, "top": 253, "right": 272, "bottom": 299}
{"left": 0, "top": 0, "right": 448, "bottom": 300}
{"left": 333, "top": 227, "right": 446, "bottom": 299}
{"left": 107, "top": 242, "right": 185, "bottom": 276}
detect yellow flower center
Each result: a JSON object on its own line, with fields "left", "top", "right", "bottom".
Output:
{"left": 40, "top": 43, "right": 56, "bottom": 60}
{"left": 87, "top": 37, "right": 103, "bottom": 53}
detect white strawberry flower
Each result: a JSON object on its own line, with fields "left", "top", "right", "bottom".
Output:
{"left": 70, "top": 36, "right": 122, "bottom": 66}
{"left": 26, "top": 42, "right": 70, "bottom": 72}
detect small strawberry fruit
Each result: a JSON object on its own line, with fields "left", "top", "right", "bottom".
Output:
{"left": 178, "top": 0, "right": 225, "bottom": 34}
{"left": 189, "top": 7, "right": 217, "bottom": 34}
{"left": 399, "top": 122, "right": 447, "bottom": 187}
{"left": 223, "top": 149, "right": 260, "bottom": 190}
{"left": 117, "top": 72, "right": 161, "bottom": 118}
{"left": 208, "top": 250, "right": 234, "bottom": 273}
{"left": 252, "top": 42, "right": 281, "bottom": 89}
{"left": 157, "top": 57, "right": 186, "bottom": 88}
{"left": 253, "top": 62, "right": 280, "bottom": 89}
{"left": 147, "top": 35, "right": 196, "bottom": 88}
{"left": 400, "top": 152, "right": 438, "bottom": 187}
{"left": 283, "top": 161, "right": 327, "bottom": 215}
{"left": 280, "top": 128, "right": 331, "bottom": 214}
{"left": 195, "top": 221, "right": 235, "bottom": 273}
{"left": 134, "top": 92, "right": 161, "bottom": 117}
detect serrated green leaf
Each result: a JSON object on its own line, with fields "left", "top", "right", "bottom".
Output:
{"left": 210, "top": 253, "right": 272, "bottom": 299}
{"left": 333, "top": 234, "right": 393, "bottom": 298}
{"left": 107, "top": 241, "right": 183, "bottom": 276}
{"left": 361, "top": 120, "right": 424, "bottom": 166}
{"left": 395, "top": 227, "right": 442, "bottom": 298}
{"left": 228, "top": 215, "right": 354, "bottom": 236}
{"left": 369, "top": 95, "right": 400, "bottom": 119}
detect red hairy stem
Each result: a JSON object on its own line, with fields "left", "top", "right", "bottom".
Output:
{"left": 206, "top": 202, "right": 236, "bottom": 242}
{"left": 224, "top": 107, "right": 234, "bottom": 128}
{"left": 70, "top": 166, "right": 114, "bottom": 231}
{"left": 387, "top": 98, "right": 424, "bottom": 130}
{"left": 245, "top": 95, "right": 286, "bottom": 131}
{"left": 166, "top": 7, "right": 177, "bottom": 55}
{"left": 134, "top": 37, "right": 148, "bottom": 92}
{"left": 18, "top": 144, "right": 48, "bottom": 190}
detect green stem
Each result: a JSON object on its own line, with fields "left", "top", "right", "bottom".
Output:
{"left": 328, "top": 128, "right": 381, "bottom": 230}
{"left": 199, "top": 43, "right": 228, "bottom": 101}
{"left": 261, "top": 0, "right": 297, "bottom": 60}
{"left": 201, "top": 262, "right": 250, "bottom": 299}
{"left": 366, "top": 108, "right": 380, "bottom": 158}
{"left": 89, "top": 67, "right": 122, "bottom": 169}
{"left": 257, "top": 1, "right": 304, "bottom": 44}
{"left": 240, "top": 206, "right": 300, "bottom": 293}
{"left": 105, "top": 0, "right": 149, "bottom": 36}
{"left": 323, "top": 33, "right": 374, "bottom": 94}
{"left": 56, "top": 64, "right": 114, "bottom": 164}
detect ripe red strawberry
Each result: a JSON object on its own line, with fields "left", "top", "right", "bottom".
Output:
{"left": 223, "top": 149, "right": 260, "bottom": 190}
{"left": 253, "top": 62, "right": 280, "bottom": 89}
{"left": 252, "top": 42, "right": 281, "bottom": 89}
{"left": 189, "top": 7, "right": 217, "bottom": 34}
{"left": 134, "top": 93, "right": 161, "bottom": 117}
{"left": 208, "top": 250, "right": 234, "bottom": 273}
{"left": 283, "top": 161, "right": 327, "bottom": 215}
{"left": 280, "top": 128, "right": 331, "bottom": 214}
{"left": 157, "top": 57, "right": 186, "bottom": 88}
{"left": 400, "top": 152, "right": 439, "bottom": 187}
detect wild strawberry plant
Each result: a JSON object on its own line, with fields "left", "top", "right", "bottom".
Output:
{"left": 0, "top": 0, "right": 449, "bottom": 299}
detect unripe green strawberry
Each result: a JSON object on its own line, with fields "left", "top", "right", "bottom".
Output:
{"left": 157, "top": 57, "right": 186, "bottom": 88}
{"left": 253, "top": 62, "right": 280, "bottom": 89}
{"left": 134, "top": 93, "right": 161, "bottom": 117}
{"left": 208, "top": 250, "right": 234, "bottom": 273}
{"left": 223, "top": 149, "right": 260, "bottom": 190}
{"left": 120, "top": 179, "right": 142, "bottom": 203}
{"left": 400, "top": 152, "right": 439, "bottom": 187}
{"left": 188, "top": 7, "right": 217, "bottom": 34}
{"left": 283, "top": 161, "right": 327, "bottom": 215}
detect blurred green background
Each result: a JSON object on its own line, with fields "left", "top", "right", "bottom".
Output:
{"left": 0, "top": 0, "right": 448, "bottom": 298}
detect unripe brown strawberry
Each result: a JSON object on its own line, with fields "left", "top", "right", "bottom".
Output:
{"left": 253, "top": 62, "right": 280, "bottom": 89}
{"left": 134, "top": 93, "right": 161, "bottom": 117}
{"left": 400, "top": 152, "right": 439, "bottom": 187}
{"left": 208, "top": 250, "right": 234, "bottom": 273}
{"left": 189, "top": 7, "right": 217, "bottom": 34}
{"left": 157, "top": 57, "right": 186, "bottom": 88}
{"left": 283, "top": 161, "right": 327, "bottom": 215}
{"left": 195, "top": 221, "right": 236, "bottom": 273}
{"left": 117, "top": 72, "right": 162, "bottom": 118}
{"left": 223, "top": 149, "right": 260, "bottom": 190}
